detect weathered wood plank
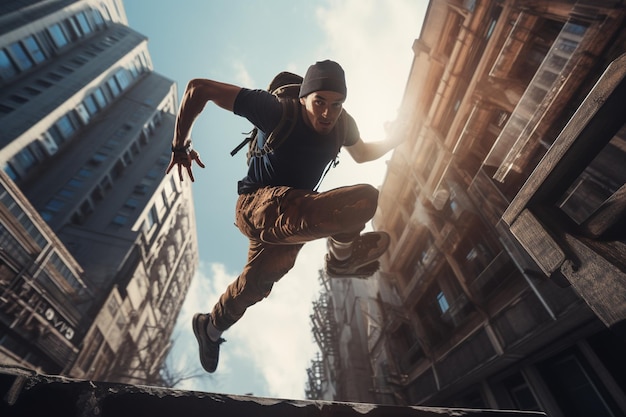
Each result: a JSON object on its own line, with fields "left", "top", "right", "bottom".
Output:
{"left": 509, "top": 209, "right": 566, "bottom": 276}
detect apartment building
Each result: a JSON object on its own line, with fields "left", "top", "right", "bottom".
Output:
{"left": 0, "top": 0, "right": 198, "bottom": 385}
{"left": 308, "top": 1, "right": 626, "bottom": 416}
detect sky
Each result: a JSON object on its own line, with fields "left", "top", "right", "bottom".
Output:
{"left": 124, "top": 0, "right": 427, "bottom": 400}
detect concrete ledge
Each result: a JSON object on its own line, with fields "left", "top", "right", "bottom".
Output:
{"left": 0, "top": 365, "right": 545, "bottom": 416}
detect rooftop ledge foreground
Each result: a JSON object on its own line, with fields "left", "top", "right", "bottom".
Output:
{"left": 0, "top": 365, "right": 546, "bottom": 417}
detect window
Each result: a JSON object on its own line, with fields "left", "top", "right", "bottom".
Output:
{"left": 106, "top": 77, "right": 120, "bottom": 97}
{"left": 36, "top": 79, "right": 52, "bottom": 88}
{"left": 77, "top": 168, "right": 93, "bottom": 178}
{"left": 90, "top": 152, "right": 107, "bottom": 165}
{"left": 47, "top": 72, "right": 63, "bottom": 81}
{"left": 48, "top": 23, "right": 68, "bottom": 48}
{"left": 0, "top": 50, "right": 18, "bottom": 79}
{"left": 58, "top": 65, "right": 74, "bottom": 74}
{"left": 67, "top": 178, "right": 84, "bottom": 189}
{"left": 9, "top": 95, "right": 28, "bottom": 104}
{"left": 14, "top": 147, "right": 37, "bottom": 173}
{"left": 112, "top": 215, "right": 128, "bottom": 226}
{"left": 124, "top": 198, "right": 139, "bottom": 210}
{"left": 146, "top": 205, "right": 158, "bottom": 230}
{"left": 0, "top": 104, "right": 14, "bottom": 114}
{"left": 49, "top": 253, "right": 83, "bottom": 291}
{"left": 45, "top": 198, "right": 65, "bottom": 213}
{"left": 83, "top": 95, "right": 98, "bottom": 115}
{"left": 23, "top": 86, "right": 41, "bottom": 96}
{"left": 8, "top": 42, "right": 32, "bottom": 71}
{"left": 92, "top": 9, "right": 105, "bottom": 27}
{"left": 538, "top": 349, "right": 621, "bottom": 416}
{"left": 76, "top": 12, "right": 92, "bottom": 35}
{"left": 23, "top": 36, "right": 45, "bottom": 64}
{"left": 437, "top": 291, "right": 450, "bottom": 313}
{"left": 93, "top": 87, "right": 107, "bottom": 108}
{"left": 57, "top": 188, "right": 75, "bottom": 198}
{"left": 114, "top": 68, "right": 130, "bottom": 90}
{"left": 3, "top": 164, "right": 18, "bottom": 180}
{"left": 71, "top": 56, "right": 87, "bottom": 67}
{"left": 55, "top": 115, "right": 76, "bottom": 139}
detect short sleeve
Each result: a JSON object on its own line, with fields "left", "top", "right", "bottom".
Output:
{"left": 233, "top": 88, "right": 282, "bottom": 133}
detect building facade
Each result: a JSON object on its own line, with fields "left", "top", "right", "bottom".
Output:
{"left": 0, "top": 0, "right": 198, "bottom": 386}
{"left": 308, "top": 1, "right": 626, "bottom": 416}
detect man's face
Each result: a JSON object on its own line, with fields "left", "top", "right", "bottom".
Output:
{"left": 299, "top": 91, "right": 345, "bottom": 135}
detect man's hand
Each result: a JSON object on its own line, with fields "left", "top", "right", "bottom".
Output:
{"left": 166, "top": 144, "right": 206, "bottom": 182}
{"left": 384, "top": 119, "right": 410, "bottom": 148}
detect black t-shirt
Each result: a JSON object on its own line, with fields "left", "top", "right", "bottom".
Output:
{"left": 233, "top": 88, "right": 359, "bottom": 194}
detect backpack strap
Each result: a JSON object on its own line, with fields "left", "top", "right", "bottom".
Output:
{"left": 230, "top": 97, "right": 300, "bottom": 159}
{"left": 252, "top": 98, "right": 299, "bottom": 159}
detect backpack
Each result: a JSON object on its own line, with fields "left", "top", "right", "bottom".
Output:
{"left": 230, "top": 71, "right": 303, "bottom": 163}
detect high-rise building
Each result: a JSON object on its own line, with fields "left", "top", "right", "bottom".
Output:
{"left": 0, "top": 0, "right": 198, "bottom": 386}
{"left": 307, "top": 1, "right": 626, "bottom": 415}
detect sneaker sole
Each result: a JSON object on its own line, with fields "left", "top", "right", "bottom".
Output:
{"left": 326, "top": 260, "right": 380, "bottom": 279}
{"left": 192, "top": 313, "right": 217, "bottom": 373}
{"left": 350, "top": 231, "right": 390, "bottom": 269}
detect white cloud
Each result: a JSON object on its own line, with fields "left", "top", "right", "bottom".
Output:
{"left": 232, "top": 60, "right": 255, "bottom": 88}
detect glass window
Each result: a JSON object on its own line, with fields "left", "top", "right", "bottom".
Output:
{"left": 49, "top": 253, "right": 83, "bottom": 291}
{"left": 106, "top": 77, "right": 120, "bottom": 97}
{"left": 71, "top": 56, "right": 87, "bottom": 67}
{"left": 93, "top": 87, "right": 107, "bottom": 108}
{"left": 76, "top": 12, "right": 92, "bottom": 35}
{"left": 10, "top": 95, "right": 28, "bottom": 104}
{"left": 0, "top": 104, "right": 14, "bottom": 114}
{"left": 45, "top": 198, "right": 65, "bottom": 212}
{"left": 124, "top": 198, "right": 139, "bottom": 210}
{"left": 77, "top": 168, "right": 93, "bottom": 178}
{"left": 112, "top": 215, "right": 128, "bottom": 226}
{"left": 146, "top": 205, "right": 157, "bottom": 229}
{"left": 55, "top": 115, "right": 76, "bottom": 139}
{"left": 0, "top": 49, "right": 18, "bottom": 79}
{"left": 23, "top": 86, "right": 41, "bottom": 96}
{"left": 437, "top": 292, "right": 450, "bottom": 313}
{"left": 47, "top": 72, "right": 63, "bottom": 81}
{"left": 23, "top": 36, "right": 45, "bottom": 64}
{"left": 90, "top": 152, "right": 107, "bottom": 165}
{"left": 14, "top": 148, "right": 37, "bottom": 172}
{"left": 3, "top": 163, "right": 19, "bottom": 180}
{"left": 114, "top": 68, "right": 130, "bottom": 90}
{"left": 83, "top": 95, "right": 98, "bottom": 115}
{"left": 47, "top": 126, "right": 64, "bottom": 147}
{"left": 36, "top": 79, "right": 52, "bottom": 88}
{"left": 8, "top": 42, "right": 32, "bottom": 71}
{"left": 67, "top": 18, "right": 81, "bottom": 40}
{"left": 57, "top": 188, "right": 75, "bottom": 198}
{"left": 48, "top": 23, "right": 68, "bottom": 48}
{"left": 67, "top": 178, "right": 84, "bottom": 189}
{"left": 92, "top": 9, "right": 105, "bottom": 26}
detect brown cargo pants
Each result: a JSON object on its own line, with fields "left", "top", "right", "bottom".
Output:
{"left": 210, "top": 183, "right": 378, "bottom": 331}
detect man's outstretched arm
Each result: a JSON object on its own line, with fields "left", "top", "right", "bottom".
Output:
{"left": 167, "top": 79, "right": 242, "bottom": 181}
{"left": 345, "top": 121, "right": 408, "bottom": 164}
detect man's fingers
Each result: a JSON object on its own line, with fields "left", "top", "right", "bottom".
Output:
{"left": 187, "top": 165, "right": 195, "bottom": 182}
{"left": 195, "top": 155, "right": 206, "bottom": 169}
{"left": 178, "top": 164, "right": 184, "bottom": 182}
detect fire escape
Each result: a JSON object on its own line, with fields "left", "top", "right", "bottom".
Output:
{"left": 305, "top": 271, "right": 339, "bottom": 400}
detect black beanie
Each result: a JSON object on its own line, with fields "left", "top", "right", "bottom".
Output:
{"left": 299, "top": 60, "right": 347, "bottom": 98}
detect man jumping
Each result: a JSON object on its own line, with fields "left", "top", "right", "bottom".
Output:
{"left": 167, "top": 60, "right": 404, "bottom": 373}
